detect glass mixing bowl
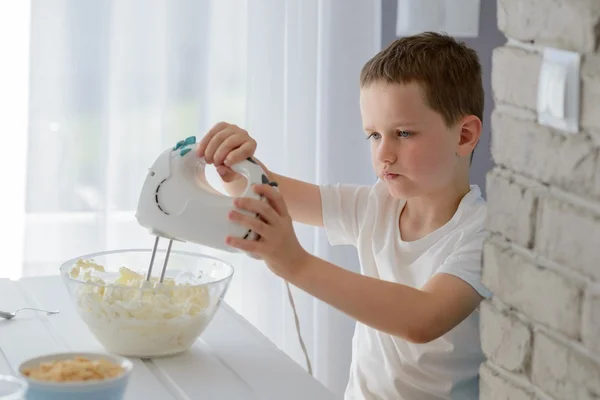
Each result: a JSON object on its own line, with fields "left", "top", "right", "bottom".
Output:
{"left": 59, "top": 249, "right": 234, "bottom": 358}
{"left": 0, "top": 374, "right": 27, "bottom": 400}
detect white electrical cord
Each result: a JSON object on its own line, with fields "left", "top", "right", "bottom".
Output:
{"left": 285, "top": 281, "right": 312, "bottom": 376}
{"left": 254, "top": 177, "right": 312, "bottom": 375}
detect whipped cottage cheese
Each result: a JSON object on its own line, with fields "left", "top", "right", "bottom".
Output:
{"left": 70, "top": 259, "right": 214, "bottom": 357}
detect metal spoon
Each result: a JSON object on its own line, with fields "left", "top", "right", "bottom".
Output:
{"left": 0, "top": 307, "right": 60, "bottom": 320}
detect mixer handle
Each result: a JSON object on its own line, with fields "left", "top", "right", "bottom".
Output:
{"left": 230, "top": 157, "right": 269, "bottom": 201}
{"left": 229, "top": 157, "right": 271, "bottom": 245}
{"left": 173, "top": 137, "right": 267, "bottom": 200}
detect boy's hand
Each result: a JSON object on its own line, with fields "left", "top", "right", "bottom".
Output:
{"left": 225, "top": 184, "right": 310, "bottom": 278}
{"left": 197, "top": 122, "right": 257, "bottom": 183}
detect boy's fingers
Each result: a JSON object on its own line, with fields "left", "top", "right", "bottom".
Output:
{"left": 213, "top": 134, "right": 248, "bottom": 166}
{"left": 234, "top": 196, "right": 279, "bottom": 225}
{"left": 216, "top": 165, "right": 241, "bottom": 183}
{"left": 198, "top": 121, "right": 229, "bottom": 157}
{"left": 224, "top": 140, "right": 257, "bottom": 166}
{"left": 204, "top": 129, "right": 234, "bottom": 163}
{"left": 228, "top": 210, "right": 270, "bottom": 237}
{"left": 226, "top": 236, "right": 263, "bottom": 255}
{"left": 253, "top": 184, "right": 288, "bottom": 217}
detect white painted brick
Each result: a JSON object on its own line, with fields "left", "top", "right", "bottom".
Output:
{"left": 532, "top": 331, "right": 600, "bottom": 399}
{"left": 486, "top": 170, "right": 537, "bottom": 248}
{"left": 492, "top": 47, "right": 540, "bottom": 110}
{"left": 479, "top": 363, "right": 533, "bottom": 400}
{"left": 536, "top": 197, "right": 600, "bottom": 282}
{"left": 482, "top": 240, "right": 581, "bottom": 338}
{"left": 488, "top": 1, "right": 600, "bottom": 399}
{"left": 491, "top": 111, "right": 600, "bottom": 201}
{"left": 582, "top": 287, "right": 600, "bottom": 357}
{"left": 498, "top": 0, "right": 600, "bottom": 53}
{"left": 480, "top": 301, "right": 532, "bottom": 372}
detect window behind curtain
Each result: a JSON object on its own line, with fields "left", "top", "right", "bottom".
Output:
{"left": 23, "top": 0, "right": 246, "bottom": 276}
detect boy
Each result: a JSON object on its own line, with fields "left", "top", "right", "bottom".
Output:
{"left": 197, "top": 32, "right": 490, "bottom": 399}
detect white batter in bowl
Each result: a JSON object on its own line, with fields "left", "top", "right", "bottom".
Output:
{"left": 60, "top": 249, "right": 234, "bottom": 357}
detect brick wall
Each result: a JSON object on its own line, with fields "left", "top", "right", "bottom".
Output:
{"left": 481, "top": 1, "right": 600, "bottom": 399}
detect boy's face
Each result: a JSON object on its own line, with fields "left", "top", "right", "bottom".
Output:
{"left": 360, "top": 81, "right": 465, "bottom": 199}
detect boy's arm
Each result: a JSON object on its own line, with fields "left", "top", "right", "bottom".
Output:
{"left": 268, "top": 171, "right": 323, "bottom": 228}
{"left": 284, "top": 254, "right": 483, "bottom": 344}
{"left": 226, "top": 183, "right": 482, "bottom": 343}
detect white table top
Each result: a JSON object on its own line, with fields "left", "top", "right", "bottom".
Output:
{"left": 0, "top": 276, "right": 336, "bottom": 399}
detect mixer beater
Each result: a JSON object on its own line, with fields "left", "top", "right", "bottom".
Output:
{"left": 144, "top": 236, "right": 173, "bottom": 285}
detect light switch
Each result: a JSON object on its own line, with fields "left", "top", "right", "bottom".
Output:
{"left": 539, "top": 61, "right": 567, "bottom": 119}
{"left": 537, "top": 48, "right": 580, "bottom": 134}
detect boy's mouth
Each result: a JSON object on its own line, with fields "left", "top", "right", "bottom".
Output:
{"left": 383, "top": 172, "right": 399, "bottom": 180}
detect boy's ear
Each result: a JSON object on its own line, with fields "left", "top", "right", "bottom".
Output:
{"left": 456, "top": 115, "right": 481, "bottom": 158}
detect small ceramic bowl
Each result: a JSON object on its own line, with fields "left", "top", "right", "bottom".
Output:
{"left": 18, "top": 352, "right": 133, "bottom": 400}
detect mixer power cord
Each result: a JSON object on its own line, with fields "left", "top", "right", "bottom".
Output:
{"left": 285, "top": 281, "right": 313, "bottom": 376}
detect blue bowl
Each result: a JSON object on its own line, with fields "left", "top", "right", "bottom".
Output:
{"left": 18, "top": 352, "right": 133, "bottom": 400}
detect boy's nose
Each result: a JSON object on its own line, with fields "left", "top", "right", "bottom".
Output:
{"left": 376, "top": 139, "right": 397, "bottom": 164}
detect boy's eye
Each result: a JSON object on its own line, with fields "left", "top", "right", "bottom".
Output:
{"left": 397, "top": 130, "right": 412, "bottom": 138}
{"left": 366, "top": 133, "right": 381, "bottom": 140}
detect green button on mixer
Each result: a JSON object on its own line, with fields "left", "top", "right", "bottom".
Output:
{"left": 184, "top": 136, "right": 196, "bottom": 145}
{"left": 173, "top": 140, "right": 185, "bottom": 150}
{"left": 180, "top": 148, "right": 192, "bottom": 156}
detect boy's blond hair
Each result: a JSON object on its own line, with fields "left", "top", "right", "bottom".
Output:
{"left": 360, "top": 32, "right": 484, "bottom": 128}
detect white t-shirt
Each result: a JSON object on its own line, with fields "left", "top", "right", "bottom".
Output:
{"left": 320, "top": 180, "right": 491, "bottom": 400}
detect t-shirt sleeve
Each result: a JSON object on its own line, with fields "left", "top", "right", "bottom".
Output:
{"left": 319, "top": 183, "right": 371, "bottom": 246}
{"left": 436, "top": 229, "right": 492, "bottom": 299}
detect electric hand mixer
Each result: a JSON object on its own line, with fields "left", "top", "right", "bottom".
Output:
{"left": 135, "top": 135, "right": 268, "bottom": 283}
{"left": 135, "top": 136, "right": 312, "bottom": 374}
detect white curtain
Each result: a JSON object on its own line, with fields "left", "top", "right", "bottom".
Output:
{"left": 3, "top": 0, "right": 381, "bottom": 394}
{"left": 0, "top": 1, "right": 30, "bottom": 281}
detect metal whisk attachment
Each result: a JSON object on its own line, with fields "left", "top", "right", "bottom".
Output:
{"left": 145, "top": 236, "right": 174, "bottom": 284}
